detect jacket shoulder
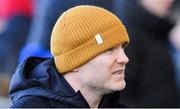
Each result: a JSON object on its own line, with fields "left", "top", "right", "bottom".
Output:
{"left": 10, "top": 96, "right": 51, "bottom": 108}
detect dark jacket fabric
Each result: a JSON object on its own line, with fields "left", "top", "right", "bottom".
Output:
{"left": 9, "top": 57, "right": 125, "bottom": 108}
{"left": 114, "top": 0, "right": 179, "bottom": 107}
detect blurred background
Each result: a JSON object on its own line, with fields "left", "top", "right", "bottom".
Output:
{"left": 0, "top": 0, "right": 180, "bottom": 107}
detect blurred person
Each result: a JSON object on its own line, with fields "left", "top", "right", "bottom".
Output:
{"left": 169, "top": 0, "right": 180, "bottom": 105}
{"left": 9, "top": 5, "right": 130, "bottom": 108}
{"left": 0, "top": 0, "right": 33, "bottom": 75}
{"left": 114, "top": 0, "right": 179, "bottom": 107}
{"left": 0, "top": 0, "right": 33, "bottom": 107}
{"left": 169, "top": 0, "right": 180, "bottom": 53}
{"left": 18, "top": 0, "right": 114, "bottom": 63}
{"left": 169, "top": 20, "right": 180, "bottom": 105}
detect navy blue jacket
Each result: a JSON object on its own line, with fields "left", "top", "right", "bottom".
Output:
{"left": 9, "top": 57, "right": 125, "bottom": 108}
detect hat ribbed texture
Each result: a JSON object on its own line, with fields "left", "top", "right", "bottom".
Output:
{"left": 51, "top": 5, "right": 129, "bottom": 73}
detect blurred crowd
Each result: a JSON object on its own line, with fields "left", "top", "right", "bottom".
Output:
{"left": 0, "top": 0, "right": 180, "bottom": 107}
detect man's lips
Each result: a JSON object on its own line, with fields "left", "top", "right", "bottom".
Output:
{"left": 112, "top": 69, "right": 125, "bottom": 75}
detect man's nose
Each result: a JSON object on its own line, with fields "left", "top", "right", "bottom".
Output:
{"left": 115, "top": 49, "right": 129, "bottom": 64}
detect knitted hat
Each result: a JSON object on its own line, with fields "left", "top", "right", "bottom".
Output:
{"left": 51, "top": 5, "right": 129, "bottom": 73}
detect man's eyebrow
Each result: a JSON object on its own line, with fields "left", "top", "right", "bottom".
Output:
{"left": 114, "top": 42, "right": 127, "bottom": 48}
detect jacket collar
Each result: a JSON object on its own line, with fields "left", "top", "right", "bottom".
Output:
{"left": 9, "top": 57, "right": 90, "bottom": 107}
{"left": 10, "top": 57, "right": 123, "bottom": 108}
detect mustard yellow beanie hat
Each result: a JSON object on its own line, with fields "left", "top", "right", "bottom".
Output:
{"left": 51, "top": 5, "right": 129, "bottom": 73}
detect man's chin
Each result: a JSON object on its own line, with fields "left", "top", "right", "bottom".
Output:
{"left": 112, "top": 80, "right": 126, "bottom": 91}
{"left": 101, "top": 81, "right": 126, "bottom": 95}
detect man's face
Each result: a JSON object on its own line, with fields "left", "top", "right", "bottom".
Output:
{"left": 77, "top": 43, "right": 129, "bottom": 94}
{"left": 140, "top": 0, "right": 175, "bottom": 18}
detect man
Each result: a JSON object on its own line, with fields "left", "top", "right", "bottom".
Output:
{"left": 9, "top": 5, "right": 129, "bottom": 108}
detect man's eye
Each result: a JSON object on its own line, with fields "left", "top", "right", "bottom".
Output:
{"left": 108, "top": 48, "right": 114, "bottom": 52}
{"left": 122, "top": 43, "right": 127, "bottom": 49}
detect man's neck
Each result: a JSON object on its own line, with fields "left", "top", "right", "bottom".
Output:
{"left": 79, "top": 85, "right": 103, "bottom": 108}
{"left": 64, "top": 72, "right": 103, "bottom": 108}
